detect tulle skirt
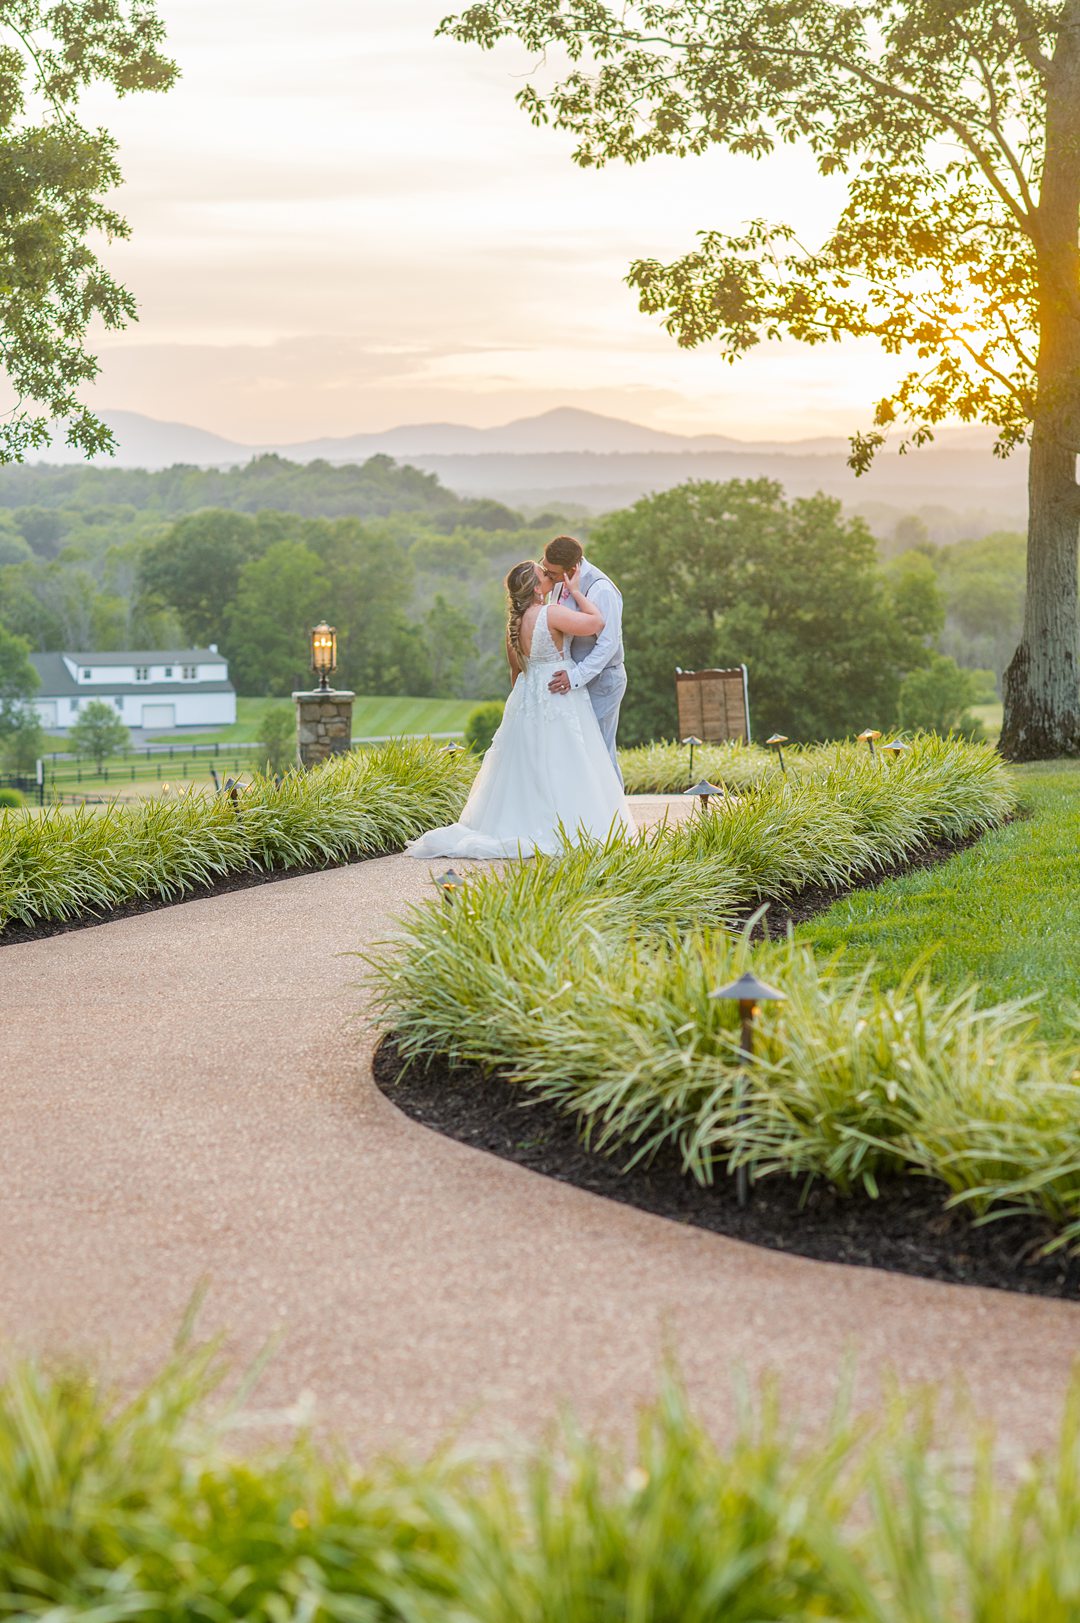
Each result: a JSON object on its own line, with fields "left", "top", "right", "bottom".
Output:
{"left": 407, "top": 665, "right": 635, "bottom": 860}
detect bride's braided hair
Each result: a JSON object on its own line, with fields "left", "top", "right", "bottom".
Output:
{"left": 505, "top": 560, "right": 539, "bottom": 659}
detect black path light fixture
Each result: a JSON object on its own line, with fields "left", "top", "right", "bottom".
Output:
{"left": 857, "top": 728, "right": 882, "bottom": 761}
{"left": 435, "top": 868, "right": 463, "bottom": 902}
{"left": 710, "top": 968, "right": 786, "bottom": 1207}
{"left": 682, "top": 734, "right": 703, "bottom": 780}
{"left": 765, "top": 733, "right": 789, "bottom": 774}
{"left": 683, "top": 779, "right": 725, "bottom": 814}
{"left": 310, "top": 621, "right": 338, "bottom": 692}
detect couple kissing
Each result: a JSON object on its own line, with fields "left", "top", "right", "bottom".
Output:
{"left": 408, "top": 535, "right": 632, "bottom": 860}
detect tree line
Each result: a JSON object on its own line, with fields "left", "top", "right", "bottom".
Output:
{"left": 1, "top": 455, "right": 1005, "bottom": 761}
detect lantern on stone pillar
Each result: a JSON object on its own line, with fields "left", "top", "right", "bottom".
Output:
{"left": 310, "top": 622, "right": 337, "bottom": 691}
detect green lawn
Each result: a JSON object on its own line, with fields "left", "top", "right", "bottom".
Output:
{"left": 36, "top": 694, "right": 479, "bottom": 794}
{"left": 798, "top": 758, "right": 1080, "bottom": 1043}
{"left": 970, "top": 699, "right": 1002, "bottom": 742}
{"left": 144, "top": 694, "right": 478, "bottom": 745}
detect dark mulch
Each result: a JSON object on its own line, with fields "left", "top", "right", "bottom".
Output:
{"left": 0, "top": 854, "right": 366, "bottom": 948}
{"left": 374, "top": 1035, "right": 1080, "bottom": 1302}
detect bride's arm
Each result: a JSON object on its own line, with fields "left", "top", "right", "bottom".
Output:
{"left": 547, "top": 566, "right": 605, "bottom": 638}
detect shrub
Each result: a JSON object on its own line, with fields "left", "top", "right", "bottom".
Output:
{"left": 258, "top": 702, "right": 297, "bottom": 774}
{"left": 5, "top": 1338, "right": 1080, "bottom": 1619}
{"left": 0, "top": 738, "right": 475, "bottom": 933}
{"left": 1, "top": 704, "right": 46, "bottom": 773}
{"left": 0, "top": 787, "right": 25, "bottom": 809}
{"left": 464, "top": 700, "right": 504, "bottom": 755}
{"left": 898, "top": 652, "right": 982, "bottom": 735}
{"left": 68, "top": 699, "right": 130, "bottom": 768}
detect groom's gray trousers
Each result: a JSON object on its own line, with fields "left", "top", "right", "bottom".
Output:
{"left": 581, "top": 662, "right": 627, "bottom": 786}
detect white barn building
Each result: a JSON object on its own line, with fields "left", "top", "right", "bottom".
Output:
{"left": 28, "top": 648, "right": 237, "bottom": 733}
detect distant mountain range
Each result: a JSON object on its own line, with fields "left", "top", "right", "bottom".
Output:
{"left": 35, "top": 406, "right": 1026, "bottom": 534}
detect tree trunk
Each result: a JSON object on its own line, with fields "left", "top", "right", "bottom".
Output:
{"left": 1000, "top": 2, "right": 1080, "bottom": 760}
{"left": 999, "top": 435, "right": 1080, "bottom": 758}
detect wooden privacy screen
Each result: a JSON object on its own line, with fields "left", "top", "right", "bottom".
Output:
{"left": 675, "top": 665, "right": 751, "bottom": 743}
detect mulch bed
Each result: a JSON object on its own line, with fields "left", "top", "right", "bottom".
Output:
{"left": 374, "top": 1034, "right": 1080, "bottom": 1302}
{"left": 373, "top": 811, "right": 1079, "bottom": 1304}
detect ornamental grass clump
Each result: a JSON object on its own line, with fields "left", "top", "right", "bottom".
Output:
{"left": 372, "top": 904, "right": 1080, "bottom": 1247}
{"left": 5, "top": 1335, "right": 1080, "bottom": 1620}
{"left": 366, "top": 736, "right": 1080, "bottom": 1247}
{"left": 0, "top": 739, "right": 474, "bottom": 933}
{"left": 619, "top": 737, "right": 777, "bottom": 794}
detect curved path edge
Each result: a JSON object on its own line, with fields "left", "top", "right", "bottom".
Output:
{"left": 2, "top": 821, "right": 1076, "bottom": 1462}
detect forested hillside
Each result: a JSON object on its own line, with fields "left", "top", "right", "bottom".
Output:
{"left": 0, "top": 457, "right": 561, "bottom": 701}
{"left": 0, "top": 455, "right": 1021, "bottom": 735}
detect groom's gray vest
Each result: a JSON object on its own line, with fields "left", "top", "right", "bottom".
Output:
{"left": 562, "top": 560, "right": 624, "bottom": 674}
{"left": 554, "top": 558, "right": 626, "bottom": 783}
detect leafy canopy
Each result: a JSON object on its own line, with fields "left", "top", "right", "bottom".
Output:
{"left": 0, "top": 622, "right": 38, "bottom": 735}
{"left": 441, "top": 0, "right": 1050, "bottom": 466}
{"left": 589, "top": 478, "right": 939, "bottom": 743}
{"left": 0, "top": 1, "right": 176, "bottom": 462}
{"left": 68, "top": 697, "right": 128, "bottom": 766}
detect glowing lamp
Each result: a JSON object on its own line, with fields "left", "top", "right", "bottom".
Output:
{"left": 310, "top": 622, "right": 338, "bottom": 691}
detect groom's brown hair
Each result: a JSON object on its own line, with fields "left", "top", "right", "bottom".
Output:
{"left": 544, "top": 535, "right": 583, "bottom": 570}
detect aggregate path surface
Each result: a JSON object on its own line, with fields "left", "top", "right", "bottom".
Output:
{"left": 2, "top": 802, "right": 1077, "bottom": 1465}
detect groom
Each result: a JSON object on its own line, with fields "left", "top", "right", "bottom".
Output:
{"left": 540, "top": 534, "right": 627, "bottom": 784}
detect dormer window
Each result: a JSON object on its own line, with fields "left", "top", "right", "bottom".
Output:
{"left": 135, "top": 666, "right": 149, "bottom": 681}
{"left": 82, "top": 668, "right": 92, "bottom": 680}
{"left": 182, "top": 664, "right": 197, "bottom": 680}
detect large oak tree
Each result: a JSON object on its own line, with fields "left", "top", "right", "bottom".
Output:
{"left": 0, "top": 2, "right": 176, "bottom": 464}
{"left": 441, "top": 0, "right": 1080, "bottom": 758}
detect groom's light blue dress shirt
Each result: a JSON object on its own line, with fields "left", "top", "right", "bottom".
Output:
{"left": 555, "top": 560, "right": 624, "bottom": 688}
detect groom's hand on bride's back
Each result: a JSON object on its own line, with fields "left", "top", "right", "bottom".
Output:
{"left": 548, "top": 670, "right": 571, "bottom": 694}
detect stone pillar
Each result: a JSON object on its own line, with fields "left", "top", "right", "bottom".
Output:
{"left": 292, "top": 688, "right": 355, "bottom": 769}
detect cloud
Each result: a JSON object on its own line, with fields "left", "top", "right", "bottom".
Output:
{"left": 80, "top": 0, "right": 882, "bottom": 439}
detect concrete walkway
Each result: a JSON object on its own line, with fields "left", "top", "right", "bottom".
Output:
{"left": 2, "top": 823, "right": 1078, "bottom": 1464}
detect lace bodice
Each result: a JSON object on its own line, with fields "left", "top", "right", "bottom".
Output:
{"left": 522, "top": 605, "right": 562, "bottom": 666}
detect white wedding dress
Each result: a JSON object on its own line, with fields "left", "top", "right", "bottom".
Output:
{"left": 407, "top": 606, "right": 636, "bottom": 859}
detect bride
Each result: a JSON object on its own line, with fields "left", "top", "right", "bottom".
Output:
{"left": 407, "top": 559, "right": 636, "bottom": 859}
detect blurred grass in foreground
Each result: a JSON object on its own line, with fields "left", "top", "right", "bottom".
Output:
{"left": 3, "top": 1330, "right": 1080, "bottom": 1621}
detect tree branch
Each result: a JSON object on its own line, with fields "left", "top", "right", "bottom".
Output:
{"left": 1003, "top": 0, "right": 1055, "bottom": 76}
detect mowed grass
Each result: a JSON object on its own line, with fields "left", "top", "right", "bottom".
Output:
{"left": 799, "top": 758, "right": 1080, "bottom": 1043}
{"left": 146, "top": 693, "right": 477, "bottom": 745}
{"left": 37, "top": 694, "right": 479, "bottom": 796}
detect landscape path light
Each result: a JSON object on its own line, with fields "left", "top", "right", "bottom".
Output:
{"left": 765, "top": 733, "right": 789, "bottom": 774}
{"left": 309, "top": 621, "right": 338, "bottom": 692}
{"left": 857, "top": 728, "right": 882, "bottom": 761}
{"left": 435, "top": 868, "right": 463, "bottom": 902}
{"left": 882, "top": 739, "right": 910, "bottom": 761}
{"left": 683, "top": 779, "right": 725, "bottom": 815}
{"left": 682, "top": 734, "right": 703, "bottom": 781}
{"left": 709, "top": 968, "right": 786, "bottom": 1208}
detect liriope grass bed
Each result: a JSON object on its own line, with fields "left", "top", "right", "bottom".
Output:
{"left": 366, "top": 738, "right": 1080, "bottom": 1296}
{"left": 0, "top": 739, "right": 475, "bottom": 943}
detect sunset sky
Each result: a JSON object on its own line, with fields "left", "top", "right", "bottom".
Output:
{"left": 82, "top": 0, "right": 907, "bottom": 445}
